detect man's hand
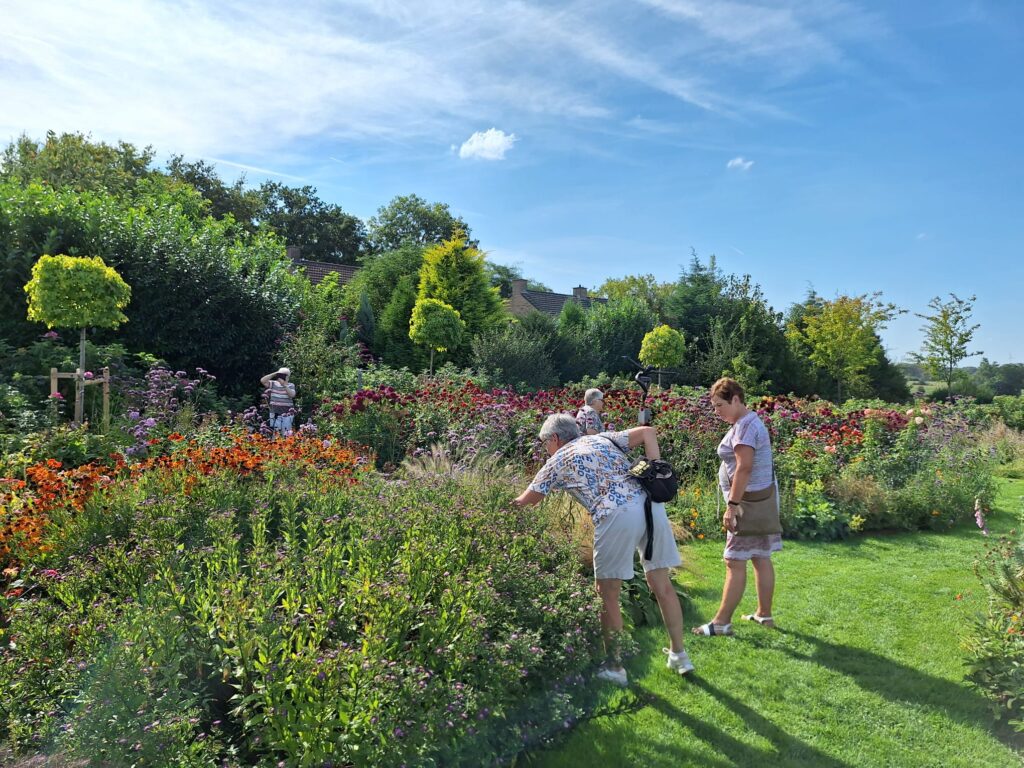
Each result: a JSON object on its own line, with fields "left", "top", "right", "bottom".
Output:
{"left": 513, "top": 490, "right": 545, "bottom": 507}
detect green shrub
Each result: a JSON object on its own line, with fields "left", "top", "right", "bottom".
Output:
{"left": 0, "top": 461, "right": 604, "bottom": 766}
{"left": 472, "top": 324, "right": 558, "bottom": 391}
{"left": 782, "top": 479, "right": 851, "bottom": 540}
{"left": 965, "top": 520, "right": 1024, "bottom": 732}
{"left": 993, "top": 395, "right": 1024, "bottom": 431}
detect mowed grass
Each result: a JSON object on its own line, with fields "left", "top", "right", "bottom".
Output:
{"left": 532, "top": 479, "right": 1024, "bottom": 768}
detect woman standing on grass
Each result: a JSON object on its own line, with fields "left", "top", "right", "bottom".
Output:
{"left": 693, "top": 377, "right": 781, "bottom": 636}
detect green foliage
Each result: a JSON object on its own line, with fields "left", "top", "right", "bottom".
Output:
{"left": 0, "top": 460, "right": 603, "bottom": 766}
{"left": 367, "top": 193, "right": 471, "bottom": 254}
{"left": 584, "top": 297, "right": 657, "bottom": 377}
{"left": 256, "top": 181, "right": 366, "bottom": 264}
{"left": 0, "top": 180, "right": 303, "bottom": 394}
{"left": 472, "top": 323, "right": 558, "bottom": 391}
{"left": 782, "top": 479, "right": 851, "bottom": 540}
{"left": 639, "top": 324, "right": 685, "bottom": 384}
{"left": 993, "top": 395, "right": 1024, "bottom": 431}
{"left": 0, "top": 131, "right": 156, "bottom": 197}
{"left": 667, "top": 254, "right": 801, "bottom": 392}
{"left": 409, "top": 298, "right": 466, "bottom": 373}
{"left": 594, "top": 274, "right": 674, "bottom": 324}
{"left": 965, "top": 511, "right": 1024, "bottom": 732}
{"left": 355, "top": 288, "right": 376, "bottom": 348}
{"left": 377, "top": 274, "right": 426, "bottom": 369}
{"left": 416, "top": 234, "right": 504, "bottom": 361}
{"left": 276, "top": 273, "right": 359, "bottom": 401}
{"left": 977, "top": 359, "right": 1024, "bottom": 397}
{"left": 914, "top": 293, "right": 982, "bottom": 398}
{"left": 165, "top": 154, "right": 262, "bottom": 228}
{"left": 787, "top": 292, "right": 903, "bottom": 401}
{"left": 24, "top": 254, "right": 131, "bottom": 331}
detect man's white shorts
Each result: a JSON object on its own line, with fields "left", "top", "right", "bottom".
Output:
{"left": 592, "top": 497, "right": 681, "bottom": 581}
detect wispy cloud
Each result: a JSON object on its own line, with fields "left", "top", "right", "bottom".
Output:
{"left": 459, "top": 128, "right": 518, "bottom": 160}
{"left": 727, "top": 156, "right": 754, "bottom": 171}
{"left": 0, "top": 0, "right": 881, "bottom": 161}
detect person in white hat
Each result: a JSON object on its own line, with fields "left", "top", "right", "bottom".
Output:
{"left": 260, "top": 367, "right": 296, "bottom": 436}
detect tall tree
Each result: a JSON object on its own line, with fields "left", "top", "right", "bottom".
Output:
{"left": 914, "top": 293, "right": 982, "bottom": 399}
{"left": 668, "top": 253, "right": 799, "bottom": 391}
{"left": 416, "top": 233, "right": 504, "bottom": 361}
{"left": 367, "top": 194, "right": 472, "bottom": 254}
{"left": 165, "top": 155, "right": 262, "bottom": 227}
{"left": 376, "top": 274, "right": 424, "bottom": 369}
{"left": 787, "top": 293, "right": 903, "bottom": 401}
{"left": 257, "top": 182, "right": 365, "bottom": 264}
{"left": 1, "top": 131, "right": 155, "bottom": 196}
{"left": 586, "top": 297, "right": 658, "bottom": 377}
{"left": 595, "top": 274, "right": 675, "bottom": 324}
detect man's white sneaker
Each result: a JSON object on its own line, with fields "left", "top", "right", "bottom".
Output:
{"left": 595, "top": 665, "right": 629, "bottom": 687}
{"left": 665, "top": 648, "right": 695, "bottom": 675}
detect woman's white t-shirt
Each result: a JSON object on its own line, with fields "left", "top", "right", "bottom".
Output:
{"left": 717, "top": 411, "right": 774, "bottom": 495}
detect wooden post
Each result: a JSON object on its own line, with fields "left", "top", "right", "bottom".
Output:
{"left": 102, "top": 367, "right": 110, "bottom": 433}
{"left": 75, "top": 328, "right": 86, "bottom": 425}
{"left": 50, "top": 368, "right": 58, "bottom": 397}
{"left": 74, "top": 368, "right": 84, "bottom": 424}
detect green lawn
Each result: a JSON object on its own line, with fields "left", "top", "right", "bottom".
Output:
{"left": 533, "top": 479, "right": 1024, "bottom": 768}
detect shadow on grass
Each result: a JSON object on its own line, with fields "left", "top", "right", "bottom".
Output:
{"left": 639, "top": 681, "right": 853, "bottom": 768}
{"left": 777, "top": 628, "right": 1021, "bottom": 749}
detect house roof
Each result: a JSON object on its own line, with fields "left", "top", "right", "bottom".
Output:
{"left": 521, "top": 289, "right": 606, "bottom": 316}
{"left": 292, "top": 259, "right": 360, "bottom": 287}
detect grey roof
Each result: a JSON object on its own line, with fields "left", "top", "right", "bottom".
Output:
{"left": 522, "top": 290, "right": 606, "bottom": 316}
{"left": 293, "top": 259, "right": 360, "bottom": 287}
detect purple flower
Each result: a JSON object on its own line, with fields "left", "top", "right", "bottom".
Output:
{"left": 42, "top": 330, "right": 60, "bottom": 340}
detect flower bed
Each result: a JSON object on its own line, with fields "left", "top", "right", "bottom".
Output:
{"left": 1, "top": 432, "right": 369, "bottom": 568}
{"left": 0, "top": 446, "right": 603, "bottom": 766}
{"left": 320, "top": 384, "right": 1000, "bottom": 539}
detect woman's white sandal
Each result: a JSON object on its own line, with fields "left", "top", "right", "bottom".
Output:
{"left": 742, "top": 614, "right": 775, "bottom": 627}
{"left": 693, "top": 622, "right": 732, "bottom": 636}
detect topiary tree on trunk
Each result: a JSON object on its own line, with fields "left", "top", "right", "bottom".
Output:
{"left": 409, "top": 297, "right": 465, "bottom": 374}
{"left": 24, "top": 254, "right": 131, "bottom": 423}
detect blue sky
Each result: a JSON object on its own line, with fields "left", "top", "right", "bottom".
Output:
{"left": 2, "top": 0, "right": 1022, "bottom": 362}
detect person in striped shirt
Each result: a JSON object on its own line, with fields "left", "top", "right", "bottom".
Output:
{"left": 260, "top": 367, "right": 296, "bottom": 436}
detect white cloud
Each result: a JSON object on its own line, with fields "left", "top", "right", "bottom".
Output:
{"left": 459, "top": 128, "right": 518, "bottom": 160}
{"left": 0, "top": 0, "right": 880, "bottom": 161}
{"left": 727, "top": 156, "right": 754, "bottom": 171}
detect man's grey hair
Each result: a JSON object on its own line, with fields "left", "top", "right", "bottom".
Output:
{"left": 584, "top": 388, "right": 604, "bottom": 406}
{"left": 538, "top": 413, "right": 581, "bottom": 444}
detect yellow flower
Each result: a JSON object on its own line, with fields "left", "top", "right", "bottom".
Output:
{"left": 931, "top": 510, "right": 940, "bottom": 516}
{"left": 697, "top": 534, "right": 705, "bottom": 539}
{"left": 689, "top": 522, "right": 696, "bottom": 528}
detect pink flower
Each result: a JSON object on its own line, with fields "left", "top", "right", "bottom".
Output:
{"left": 49, "top": 392, "right": 65, "bottom": 400}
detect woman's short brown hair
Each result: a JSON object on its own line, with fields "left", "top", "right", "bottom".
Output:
{"left": 710, "top": 377, "right": 745, "bottom": 404}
